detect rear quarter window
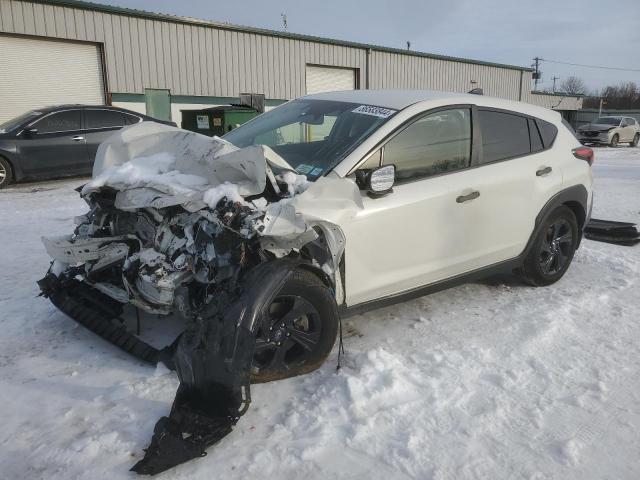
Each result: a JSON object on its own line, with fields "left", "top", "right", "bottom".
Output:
{"left": 536, "top": 119, "right": 559, "bottom": 148}
{"left": 478, "top": 110, "right": 530, "bottom": 163}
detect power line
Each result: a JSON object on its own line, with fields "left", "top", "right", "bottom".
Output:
{"left": 541, "top": 58, "right": 640, "bottom": 73}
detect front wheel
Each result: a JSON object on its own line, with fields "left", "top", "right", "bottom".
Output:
{"left": 251, "top": 269, "right": 339, "bottom": 383}
{"left": 610, "top": 133, "right": 619, "bottom": 147}
{"left": 0, "top": 157, "right": 12, "bottom": 189}
{"left": 519, "top": 206, "right": 579, "bottom": 287}
{"left": 631, "top": 133, "right": 639, "bottom": 147}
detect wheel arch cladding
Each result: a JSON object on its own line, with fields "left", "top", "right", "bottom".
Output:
{"left": 525, "top": 185, "right": 589, "bottom": 257}
{"left": 563, "top": 200, "right": 586, "bottom": 230}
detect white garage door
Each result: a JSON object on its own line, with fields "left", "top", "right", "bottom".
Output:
{"left": 306, "top": 65, "right": 356, "bottom": 95}
{"left": 0, "top": 35, "right": 105, "bottom": 123}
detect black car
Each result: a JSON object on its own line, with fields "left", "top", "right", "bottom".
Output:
{"left": 0, "top": 105, "right": 176, "bottom": 188}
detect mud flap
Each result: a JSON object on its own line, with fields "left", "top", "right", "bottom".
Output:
{"left": 131, "top": 259, "right": 300, "bottom": 475}
{"left": 585, "top": 218, "right": 640, "bottom": 246}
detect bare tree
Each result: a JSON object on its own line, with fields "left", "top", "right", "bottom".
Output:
{"left": 560, "top": 76, "right": 587, "bottom": 95}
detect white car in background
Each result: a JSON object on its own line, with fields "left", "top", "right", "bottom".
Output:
{"left": 577, "top": 115, "right": 640, "bottom": 147}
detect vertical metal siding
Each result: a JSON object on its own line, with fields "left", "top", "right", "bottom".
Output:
{"left": 2, "top": 0, "right": 528, "bottom": 103}
{"left": 368, "top": 50, "right": 522, "bottom": 100}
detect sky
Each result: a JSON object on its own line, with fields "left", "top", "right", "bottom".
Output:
{"left": 104, "top": 0, "right": 640, "bottom": 93}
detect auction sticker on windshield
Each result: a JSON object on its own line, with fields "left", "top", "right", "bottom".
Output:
{"left": 352, "top": 105, "right": 397, "bottom": 118}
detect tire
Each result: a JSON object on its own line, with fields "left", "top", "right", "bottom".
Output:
{"left": 631, "top": 133, "right": 640, "bottom": 147}
{"left": 251, "top": 268, "right": 339, "bottom": 383}
{"left": 610, "top": 133, "right": 619, "bottom": 147}
{"left": 519, "top": 206, "right": 579, "bottom": 287}
{"left": 0, "top": 157, "right": 13, "bottom": 189}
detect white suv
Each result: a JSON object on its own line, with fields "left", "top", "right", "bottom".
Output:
{"left": 577, "top": 115, "right": 640, "bottom": 147}
{"left": 39, "top": 90, "right": 594, "bottom": 473}
{"left": 41, "top": 89, "right": 594, "bottom": 375}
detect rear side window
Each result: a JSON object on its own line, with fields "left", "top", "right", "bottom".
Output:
{"left": 528, "top": 118, "right": 544, "bottom": 153}
{"left": 383, "top": 108, "right": 471, "bottom": 182}
{"left": 33, "top": 110, "right": 81, "bottom": 133}
{"left": 535, "top": 119, "right": 558, "bottom": 148}
{"left": 85, "top": 110, "right": 126, "bottom": 129}
{"left": 123, "top": 113, "right": 141, "bottom": 125}
{"left": 478, "top": 110, "right": 530, "bottom": 163}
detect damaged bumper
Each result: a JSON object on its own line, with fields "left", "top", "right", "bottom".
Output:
{"left": 38, "top": 122, "right": 353, "bottom": 475}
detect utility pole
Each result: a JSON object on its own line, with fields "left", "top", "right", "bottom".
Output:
{"left": 532, "top": 57, "right": 542, "bottom": 91}
{"left": 599, "top": 98, "right": 607, "bottom": 116}
{"left": 552, "top": 76, "right": 560, "bottom": 93}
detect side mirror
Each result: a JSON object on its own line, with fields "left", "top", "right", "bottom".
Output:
{"left": 24, "top": 127, "right": 38, "bottom": 137}
{"left": 366, "top": 165, "right": 395, "bottom": 196}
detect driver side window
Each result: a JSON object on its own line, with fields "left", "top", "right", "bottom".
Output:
{"left": 382, "top": 108, "right": 472, "bottom": 182}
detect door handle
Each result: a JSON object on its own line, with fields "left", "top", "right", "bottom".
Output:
{"left": 72, "top": 135, "right": 85, "bottom": 141}
{"left": 536, "top": 166, "right": 552, "bottom": 176}
{"left": 456, "top": 191, "right": 480, "bottom": 203}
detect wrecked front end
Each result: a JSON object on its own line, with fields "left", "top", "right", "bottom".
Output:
{"left": 38, "top": 123, "right": 350, "bottom": 474}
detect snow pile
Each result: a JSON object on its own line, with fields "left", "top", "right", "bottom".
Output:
{"left": 1, "top": 147, "right": 640, "bottom": 479}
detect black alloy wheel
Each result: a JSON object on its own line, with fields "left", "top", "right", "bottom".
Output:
{"left": 251, "top": 269, "right": 338, "bottom": 383}
{"left": 519, "top": 206, "right": 579, "bottom": 286}
{"left": 539, "top": 218, "right": 573, "bottom": 275}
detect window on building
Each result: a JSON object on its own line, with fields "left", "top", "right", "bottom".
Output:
{"left": 383, "top": 108, "right": 472, "bottom": 181}
{"left": 478, "top": 110, "right": 530, "bottom": 163}
{"left": 535, "top": 118, "right": 559, "bottom": 148}
{"left": 528, "top": 118, "right": 544, "bottom": 153}
{"left": 85, "top": 109, "right": 126, "bottom": 129}
{"left": 34, "top": 110, "right": 81, "bottom": 134}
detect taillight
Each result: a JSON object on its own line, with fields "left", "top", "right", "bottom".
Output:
{"left": 572, "top": 146, "right": 594, "bottom": 166}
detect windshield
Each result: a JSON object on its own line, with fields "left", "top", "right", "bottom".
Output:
{"left": 594, "top": 117, "right": 621, "bottom": 126}
{"left": 223, "top": 99, "right": 397, "bottom": 179}
{"left": 0, "top": 110, "right": 42, "bottom": 133}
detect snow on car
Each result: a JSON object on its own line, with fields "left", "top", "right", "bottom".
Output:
{"left": 36, "top": 90, "right": 598, "bottom": 474}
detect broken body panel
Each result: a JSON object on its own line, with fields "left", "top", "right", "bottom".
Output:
{"left": 39, "top": 122, "right": 360, "bottom": 474}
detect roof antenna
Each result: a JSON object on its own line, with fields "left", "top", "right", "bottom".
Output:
{"left": 468, "top": 88, "right": 484, "bottom": 95}
{"left": 280, "top": 13, "right": 288, "bottom": 31}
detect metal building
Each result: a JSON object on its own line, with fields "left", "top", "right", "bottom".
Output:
{"left": 0, "top": 0, "right": 582, "bottom": 125}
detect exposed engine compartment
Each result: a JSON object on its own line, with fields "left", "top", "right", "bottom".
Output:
{"left": 44, "top": 188, "right": 275, "bottom": 317}
{"left": 38, "top": 122, "right": 353, "bottom": 475}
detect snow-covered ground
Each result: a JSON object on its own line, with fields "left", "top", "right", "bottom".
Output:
{"left": 1, "top": 147, "right": 639, "bottom": 480}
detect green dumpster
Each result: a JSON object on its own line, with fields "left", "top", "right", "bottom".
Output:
{"left": 181, "top": 105, "right": 259, "bottom": 137}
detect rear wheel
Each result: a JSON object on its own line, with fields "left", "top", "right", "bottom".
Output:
{"left": 0, "top": 157, "right": 12, "bottom": 189}
{"left": 610, "top": 133, "right": 619, "bottom": 147}
{"left": 631, "top": 133, "right": 639, "bottom": 147}
{"left": 251, "top": 269, "right": 339, "bottom": 383}
{"left": 519, "top": 206, "right": 579, "bottom": 286}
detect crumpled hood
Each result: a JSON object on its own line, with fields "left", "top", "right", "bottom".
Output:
{"left": 580, "top": 123, "right": 616, "bottom": 132}
{"left": 78, "top": 121, "right": 363, "bottom": 271}
{"left": 82, "top": 122, "right": 296, "bottom": 211}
